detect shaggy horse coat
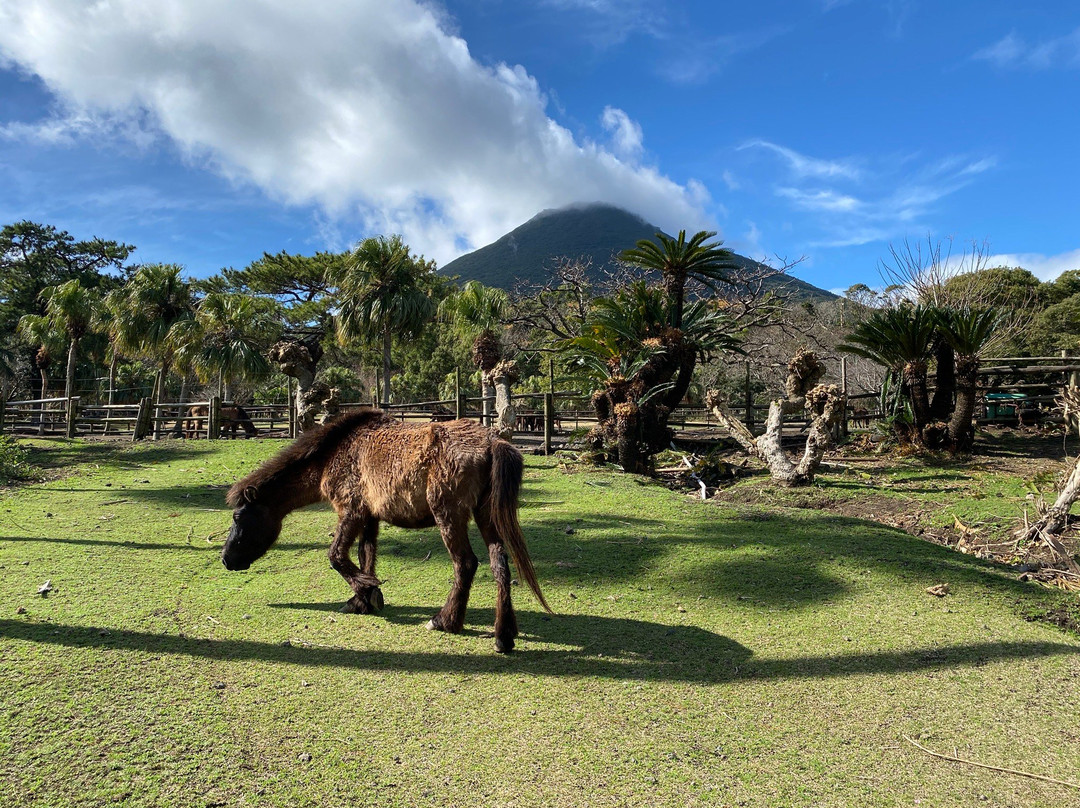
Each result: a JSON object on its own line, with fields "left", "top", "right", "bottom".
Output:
{"left": 222, "top": 409, "right": 551, "bottom": 652}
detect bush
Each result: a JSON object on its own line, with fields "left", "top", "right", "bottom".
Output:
{"left": 0, "top": 436, "right": 40, "bottom": 484}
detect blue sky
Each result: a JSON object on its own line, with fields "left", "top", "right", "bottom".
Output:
{"left": 1, "top": 0, "right": 1078, "bottom": 292}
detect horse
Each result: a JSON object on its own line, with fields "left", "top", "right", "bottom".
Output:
{"left": 221, "top": 408, "right": 552, "bottom": 652}
{"left": 184, "top": 404, "right": 258, "bottom": 439}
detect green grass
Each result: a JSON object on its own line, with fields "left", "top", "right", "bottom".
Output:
{"left": 2, "top": 438, "right": 1079, "bottom": 807}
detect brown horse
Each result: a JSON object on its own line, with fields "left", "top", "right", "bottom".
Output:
{"left": 222, "top": 409, "right": 552, "bottom": 652}
{"left": 185, "top": 404, "right": 258, "bottom": 438}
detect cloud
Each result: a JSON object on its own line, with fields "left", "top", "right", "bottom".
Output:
{"left": 656, "top": 28, "right": 789, "bottom": 85}
{"left": 0, "top": 0, "right": 710, "bottom": 265}
{"left": 744, "top": 139, "right": 996, "bottom": 249}
{"left": 740, "top": 140, "right": 861, "bottom": 181}
{"left": 982, "top": 249, "right": 1080, "bottom": 281}
{"left": 536, "top": 0, "right": 664, "bottom": 48}
{"left": 600, "top": 106, "right": 644, "bottom": 163}
{"left": 974, "top": 28, "right": 1080, "bottom": 69}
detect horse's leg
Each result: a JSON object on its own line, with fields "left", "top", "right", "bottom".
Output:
{"left": 426, "top": 510, "right": 476, "bottom": 634}
{"left": 329, "top": 510, "right": 384, "bottom": 614}
{"left": 475, "top": 503, "right": 517, "bottom": 653}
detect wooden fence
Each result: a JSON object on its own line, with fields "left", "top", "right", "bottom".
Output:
{"left": 3, "top": 353, "right": 1077, "bottom": 447}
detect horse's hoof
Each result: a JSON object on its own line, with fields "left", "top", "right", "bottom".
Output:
{"left": 495, "top": 635, "right": 514, "bottom": 653}
{"left": 368, "top": 587, "right": 384, "bottom": 613}
{"left": 426, "top": 618, "right": 439, "bottom": 631}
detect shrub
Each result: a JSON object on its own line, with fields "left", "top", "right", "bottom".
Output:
{"left": 0, "top": 436, "right": 40, "bottom": 484}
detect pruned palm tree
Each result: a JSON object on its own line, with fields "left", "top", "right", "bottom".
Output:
{"left": 438, "top": 280, "right": 509, "bottom": 422}
{"left": 439, "top": 280, "right": 508, "bottom": 372}
{"left": 937, "top": 307, "right": 999, "bottom": 451}
{"left": 838, "top": 304, "right": 938, "bottom": 439}
{"left": 336, "top": 235, "right": 436, "bottom": 406}
{"left": 619, "top": 230, "right": 738, "bottom": 329}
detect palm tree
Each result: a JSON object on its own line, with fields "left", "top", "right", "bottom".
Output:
{"left": 20, "top": 279, "right": 98, "bottom": 401}
{"left": 120, "top": 264, "right": 195, "bottom": 403}
{"left": 95, "top": 288, "right": 144, "bottom": 408}
{"left": 174, "top": 292, "right": 279, "bottom": 400}
{"left": 838, "top": 304, "right": 938, "bottom": 441}
{"left": 438, "top": 280, "right": 509, "bottom": 423}
{"left": 335, "top": 235, "right": 436, "bottom": 407}
{"left": 619, "top": 230, "right": 738, "bottom": 330}
{"left": 16, "top": 313, "right": 64, "bottom": 401}
{"left": 937, "top": 307, "right": 999, "bottom": 452}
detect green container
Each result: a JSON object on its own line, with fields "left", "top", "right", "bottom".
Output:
{"left": 986, "top": 392, "right": 1027, "bottom": 420}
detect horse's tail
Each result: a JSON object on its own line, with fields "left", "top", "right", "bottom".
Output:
{"left": 489, "top": 439, "right": 553, "bottom": 614}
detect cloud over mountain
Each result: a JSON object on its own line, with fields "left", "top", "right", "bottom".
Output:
{"left": 0, "top": 0, "right": 710, "bottom": 263}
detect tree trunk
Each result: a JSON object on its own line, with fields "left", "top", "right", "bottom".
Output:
{"left": 382, "top": 325, "right": 392, "bottom": 408}
{"left": 65, "top": 337, "right": 78, "bottom": 401}
{"left": 107, "top": 354, "right": 117, "bottom": 407}
{"left": 929, "top": 338, "right": 955, "bottom": 421}
{"left": 268, "top": 339, "right": 325, "bottom": 433}
{"left": 489, "top": 360, "right": 519, "bottom": 440}
{"left": 171, "top": 374, "right": 190, "bottom": 437}
{"left": 903, "top": 360, "right": 931, "bottom": 436}
{"left": 947, "top": 356, "right": 978, "bottom": 452}
{"left": 706, "top": 351, "right": 844, "bottom": 487}
{"left": 1016, "top": 454, "right": 1080, "bottom": 572}
{"left": 614, "top": 403, "right": 645, "bottom": 474}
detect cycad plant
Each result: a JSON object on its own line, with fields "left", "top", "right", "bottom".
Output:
{"left": 562, "top": 279, "right": 740, "bottom": 472}
{"left": 839, "top": 304, "right": 937, "bottom": 442}
{"left": 936, "top": 307, "right": 999, "bottom": 451}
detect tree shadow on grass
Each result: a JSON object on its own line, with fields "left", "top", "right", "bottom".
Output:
{"left": 3, "top": 615, "right": 1077, "bottom": 685}
{"left": 0, "top": 534, "right": 330, "bottom": 553}
{"left": 24, "top": 440, "right": 215, "bottom": 471}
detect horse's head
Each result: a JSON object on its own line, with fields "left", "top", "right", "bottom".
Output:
{"left": 221, "top": 496, "right": 282, "bottom": 571}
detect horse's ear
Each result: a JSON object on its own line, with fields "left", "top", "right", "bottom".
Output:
{"left": 243, "top": 485, "right": 258, "bottom": 504}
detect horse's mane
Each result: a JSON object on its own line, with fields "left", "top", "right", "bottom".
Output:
{"left": 226, "top": 408, "right": 387, "bottom": 507}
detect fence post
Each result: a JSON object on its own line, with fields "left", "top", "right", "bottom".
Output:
{"left": 0, "top": 394, "right": 5, "bottom": 435}
{"left": 65, "top": 396, "right": 78, "bottom": 439}
{"left": 209, "top": 396, "right": 221, "bottom": 440}
{"left": 744, "top": 360, "right": 754, "bottom": 430}
{"left": 544, "top": 392, "right": 554, "bottom": 456}
{"left": 288, "top": 379, "right": 297, "bottom": 439}
{"left": 840, "top": 357, "right": 849, "bottom": 439}
{"left": 455, "top": 368, "right": 464, "bottom": 420}
{"left": 133, "top": 397, "right": 151, "bottom": 441}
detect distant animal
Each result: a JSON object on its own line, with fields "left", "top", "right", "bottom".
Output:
{"left": 850, "top": 406, "right": 871, "bottom": 429}
{"left": 184, "top": 404, "right": 258, "bottom": 439}
{"left": 221, "top": 409, "right": 552, "bottom": 652}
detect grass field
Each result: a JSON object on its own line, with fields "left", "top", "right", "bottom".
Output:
{"left": 2, "top": 437, "right": 1079, "bottom": 807}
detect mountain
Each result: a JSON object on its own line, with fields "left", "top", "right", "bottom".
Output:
{"left": 439, "top": 203, "right": 837, "bottom": 302}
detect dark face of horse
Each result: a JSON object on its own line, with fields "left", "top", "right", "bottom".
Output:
{"left": 221, "top": 503, "right": 281, "bottom": 570}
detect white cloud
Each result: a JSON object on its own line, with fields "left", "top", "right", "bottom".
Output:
{"left": 740, "top": 139, "right": 861, "bottom": 181}
{"left": 0, "top": 0, "right": 711, "bottom": 266}
{"left": 777, "top": 187, "right": 862, "bottom": 213}
{"left": 745, "top": 140, "right": 997, "bottom": 249}
{"left": 974, "top": 28, "right": 1080, "bottom": 69}
{"left": 983, "top": 249, "right": 1080, "bottom": 282}
{"left": 600, "top": 106, "right": 644, "bottom": 163}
